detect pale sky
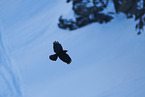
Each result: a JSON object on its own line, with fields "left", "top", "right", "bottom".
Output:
{"left": 0, "top": 0, "right": 145, "bottom": 97}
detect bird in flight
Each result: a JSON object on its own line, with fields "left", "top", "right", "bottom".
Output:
{"left": 49, "top": 41, "right": 72, "bottom": 64}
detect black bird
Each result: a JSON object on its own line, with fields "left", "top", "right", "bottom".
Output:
{"left": 49, "top": 41, "right": 72, "bottom": 64}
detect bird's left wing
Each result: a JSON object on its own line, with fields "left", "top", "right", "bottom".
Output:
{"left": 53, "top": 41, "right": 63, "bottom": 53}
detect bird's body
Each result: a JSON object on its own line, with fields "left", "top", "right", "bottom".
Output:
{"left": 49, "top": 41, "right": 71, "bottom": 64}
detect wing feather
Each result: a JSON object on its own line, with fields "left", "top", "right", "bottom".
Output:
{"left": 53, "top": 41, "right": 63, "bottom": 53}
{"left": 59, "top": 53, "right": 72, "bottom": 64}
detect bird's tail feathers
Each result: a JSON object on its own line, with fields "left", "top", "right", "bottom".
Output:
{"left": 49, "top": 54, "right": 58, "bottom": 61}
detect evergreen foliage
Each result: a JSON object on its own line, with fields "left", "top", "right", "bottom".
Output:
{"left": 58, "top": 0, "right": 145, "bottom": 34}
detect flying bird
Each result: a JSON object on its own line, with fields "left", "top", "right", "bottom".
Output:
{"left": 49, "top": 41, "right": 72, "bottom": 64}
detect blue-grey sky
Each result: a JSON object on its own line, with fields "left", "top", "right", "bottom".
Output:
{"left": 0, "top": 0, "right": 145, "bottom": 97}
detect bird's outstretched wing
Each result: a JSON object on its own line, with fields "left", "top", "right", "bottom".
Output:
{"left": 53, "top": 41, "right": 63, "bottom": 53}
{"left": 59, "top": 53, "right": 72, "bottom": 64}
{"left": 49, "top": 54, "right": 58, "bottom": 61}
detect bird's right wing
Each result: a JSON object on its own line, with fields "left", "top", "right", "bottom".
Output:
{"left": 59, "top": 53, "right": 72, "bottom": 64}
{"left": 53, "top": 41, "right": 63, "bottom": 53}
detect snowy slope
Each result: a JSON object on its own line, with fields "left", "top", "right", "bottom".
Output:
{"left": 0, "top": 0, "right": 145, "bottom": 97}
{"left": 0, "top": 30, "right": 22, "bottom": 97}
